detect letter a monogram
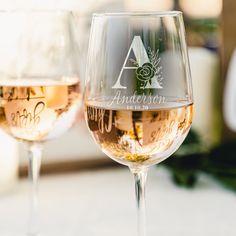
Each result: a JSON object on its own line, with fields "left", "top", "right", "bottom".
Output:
{"left": 112, "top": 36, "right": 163, "bottom": 90}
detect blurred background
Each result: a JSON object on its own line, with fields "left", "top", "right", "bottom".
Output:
{"left": 1, "top": 0, "right": 236, "bottom": 235}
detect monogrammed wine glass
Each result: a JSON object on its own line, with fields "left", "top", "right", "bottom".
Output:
{"left": 0, "top": 10, "right": 81, "bottom": 235}
{"left": 84, "top": 11, "right": 193, "bottom": 236}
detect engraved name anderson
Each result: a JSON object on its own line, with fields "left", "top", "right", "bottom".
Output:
{"left": 11, "top": 101, "right": 45, "bottom": 129}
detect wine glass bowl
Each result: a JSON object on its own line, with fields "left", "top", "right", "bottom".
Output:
{"left": 85, "top": 11, "right": 193, "bottom": 236}
{"left": 0, "top": 11, "right": 81, "bottom": 143}
{"left": 85, "top": 11, "right": 193, "bottom": 171}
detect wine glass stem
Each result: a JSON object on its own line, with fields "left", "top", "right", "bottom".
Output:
{"left": 131, "top": 167, "right": 148, "bottom": 236}
{"left": 28, "top": 142, "right": 43, "bottom": 236}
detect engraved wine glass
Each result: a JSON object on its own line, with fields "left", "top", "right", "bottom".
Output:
{"left": 0, "top": 10, "right": 81, "bottom": 235}
{"left": 84, "top": 11, "right": 193, "bottom": 236}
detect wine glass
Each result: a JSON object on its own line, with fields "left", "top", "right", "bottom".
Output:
{"left": 84, "top": 11, "right": 193, "bottom": 235}
{"left": 0, "top": 10, "right": 81, "bottom": 235}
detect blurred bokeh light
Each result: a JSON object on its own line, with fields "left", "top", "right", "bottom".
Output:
{"left": 180, "top": 0, "right": 222, "bottom": 19}
{"left": 124, "top": 0, "right": 174, "bottom": 11}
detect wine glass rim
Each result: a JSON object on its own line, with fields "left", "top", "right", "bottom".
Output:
{"left": 93, "top": 11, "right": 182, "bottom": 17}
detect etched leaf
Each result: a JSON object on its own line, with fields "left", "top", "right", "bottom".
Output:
{"left": 148, "top": 47, "right": 161, "bottom": 70}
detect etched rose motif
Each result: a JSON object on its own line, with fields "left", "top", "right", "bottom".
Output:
{"left": 136, "top": 62, "right": 156, "bottom": 83}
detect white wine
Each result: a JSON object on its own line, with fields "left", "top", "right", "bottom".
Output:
{"left": 0, "top": 78, "right": 81, "bottom": 141}
{"left": 85, "top": 102, "right": 193, "bottom": 168}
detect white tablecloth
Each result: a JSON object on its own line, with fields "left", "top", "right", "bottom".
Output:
{"left": 0, "top": 166, "right": 235, "bottom": 236}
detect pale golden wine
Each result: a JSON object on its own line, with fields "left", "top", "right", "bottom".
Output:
{"left": 0, "top": 79, "right": 81, "bottom": 141}
{"left": 86, "top": 102, "right": 193, "bottom": 167}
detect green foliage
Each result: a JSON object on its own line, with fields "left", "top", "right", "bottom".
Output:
{"left": 164, "top": 153, "right": 204, "bottom": 188}
{"left": 186, "top": 18, "right": 220, "bottom": 33}
{"left": 162, "top": 130, "right": 236, "bottom": 191}
{"left": 207, "top": 141, "right": 236, "bottom": 191}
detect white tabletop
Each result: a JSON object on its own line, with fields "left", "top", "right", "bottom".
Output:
{"left": 0, "top": 166, "right": 235, "bottom": 236}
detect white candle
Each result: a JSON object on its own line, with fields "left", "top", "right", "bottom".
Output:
{"left": 189, "top": 47, "right": 219, "bottom": 146}
{"left": 223, "top": 48, "right": 236, "bottom": 132}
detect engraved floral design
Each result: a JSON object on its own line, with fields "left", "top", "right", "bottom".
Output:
{"left": 136, "top": 62, "right": 156, "bottom": 85}
{"left": 130, "top": 47, "right": 163, "bottom": 89}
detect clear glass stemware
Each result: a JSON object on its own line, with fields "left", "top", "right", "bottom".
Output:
{"left": 0, "top": 10, "right": 81, "bottom": 235}
{"left": 84, "top": 11, "right": 193, "bottom": 236}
